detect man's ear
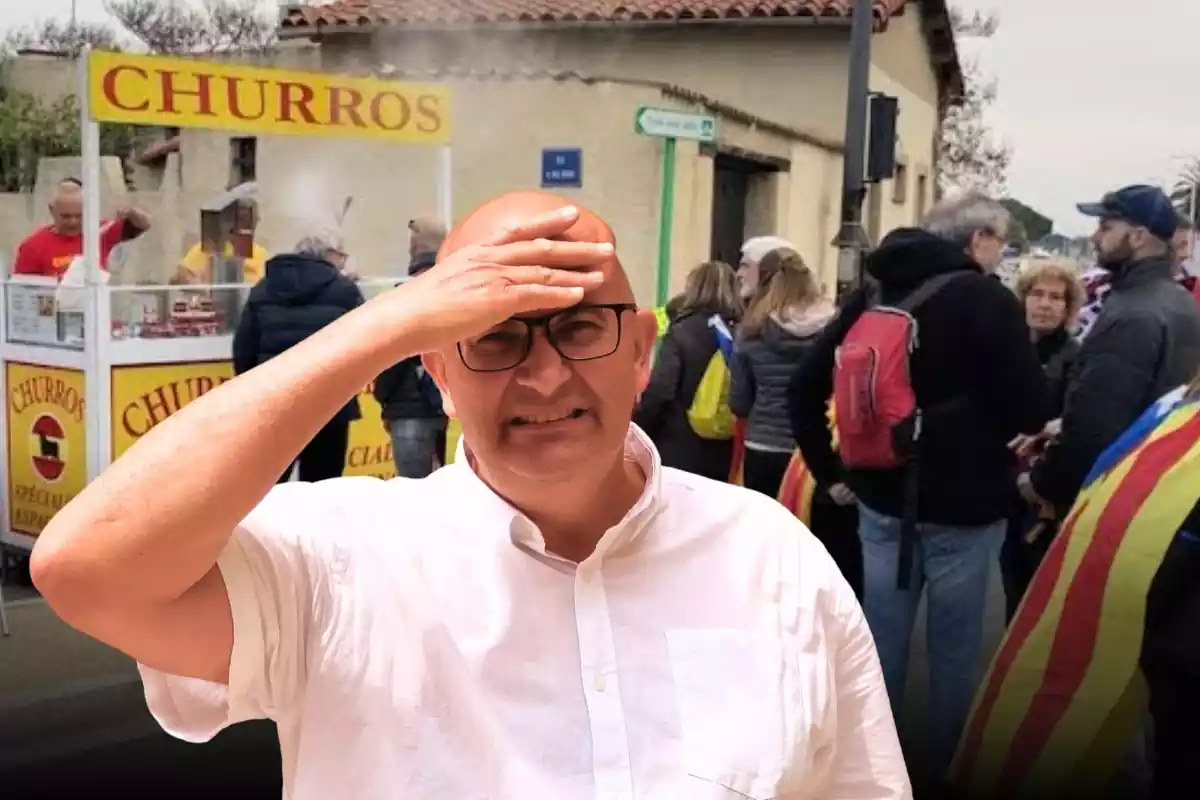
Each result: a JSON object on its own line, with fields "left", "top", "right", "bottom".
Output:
{"left": 421, "top": 351, "right": 456, "bottom": 419}
{"left": 629, "top": 308, "right": 659, "bottom": 393}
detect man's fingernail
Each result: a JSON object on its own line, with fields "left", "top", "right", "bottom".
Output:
{"left": 559, "top": 206, "right": 578, "bottom": 218}
{"left": 596, "top": 242, "right": 614, "bottom": 253}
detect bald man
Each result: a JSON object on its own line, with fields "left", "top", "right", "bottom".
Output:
{"left": 31, "top": 192, "right": 907, "bottom": 798}
{"left": 13, "top": 179, "right": 151, "bottom": 278}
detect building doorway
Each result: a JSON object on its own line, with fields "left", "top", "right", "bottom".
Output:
{"left": 710, "top": 153, "right": 781, "bottom": 266}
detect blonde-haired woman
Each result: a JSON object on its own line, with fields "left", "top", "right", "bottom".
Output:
{"left": 1002, "top": 261, "right": 1085, "bottom": 621}
{"left": 634, "top": 260, "right": 743, "bottom": 480}
{"left": 730, "top": 247, "right": 836, "bottom": 496}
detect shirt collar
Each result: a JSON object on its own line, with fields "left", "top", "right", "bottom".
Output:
{"left": 448, "top": 423, "right": 664, "bottom": 562}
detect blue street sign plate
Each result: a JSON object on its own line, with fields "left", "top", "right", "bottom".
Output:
{"left": 541, "top": 148, "right": 582, "bottom": 188}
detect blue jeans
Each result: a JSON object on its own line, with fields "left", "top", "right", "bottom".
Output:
{"left": 858, "top": 502, "right": 1004, "bottom": 782}
{"left": 388, "top": 417, "right": 444, "bottom": 479}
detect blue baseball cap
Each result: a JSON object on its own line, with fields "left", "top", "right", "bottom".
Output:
{"left": 1077, "top": 184, "right": 1178, "bottom": 240}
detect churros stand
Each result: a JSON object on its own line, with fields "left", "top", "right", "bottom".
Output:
{"left": 0, "top": 49, "right": 453, "bottom": 559}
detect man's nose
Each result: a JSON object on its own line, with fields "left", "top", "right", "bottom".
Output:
{"left": 513, "top": 330, "right": 572, "bottom": 395}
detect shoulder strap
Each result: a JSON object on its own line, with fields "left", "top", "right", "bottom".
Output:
{"left": 896, "top": 270, "right": 973, "bottom": 315}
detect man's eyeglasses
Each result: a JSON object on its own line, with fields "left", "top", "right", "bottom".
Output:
{"left": 458, "top": 303, "right": 638, "bottom": 373}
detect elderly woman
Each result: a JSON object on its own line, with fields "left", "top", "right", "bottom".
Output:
{"left": 1001, "top": 261, "right": 1084, "bottom": 621}
{"left": 233, "top": 227, "right": 365, "bottom": 482}
{"left": 1015, "top": 261, "right": 1084, "bottom": 414}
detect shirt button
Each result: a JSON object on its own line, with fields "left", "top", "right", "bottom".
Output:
{"left": 594, "top": 673, "right": 607, "bottom": 692}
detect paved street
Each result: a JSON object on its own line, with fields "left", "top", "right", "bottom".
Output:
{"left": 0, "top": 587, "right": 281, "bottom": 795}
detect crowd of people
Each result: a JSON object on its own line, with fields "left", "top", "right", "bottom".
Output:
{"left": 22, "top": 182, "right": 1200, "bottom": 799}
{"left": 639, "top": 184, "right": 1200, "bottom": 797}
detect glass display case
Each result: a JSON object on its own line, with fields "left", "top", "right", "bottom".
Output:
{"left": 108, "top": 284, "right": 250, "bottom": 341}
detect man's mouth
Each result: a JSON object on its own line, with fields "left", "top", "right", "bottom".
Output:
{"left": 509, "top": 408, "right": 588, "bottom": 427}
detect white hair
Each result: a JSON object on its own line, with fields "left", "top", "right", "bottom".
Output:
{"left": 295, "top": 224, "right": 345, "bottom": 256}
{"left": 921, "top": 191, "right": 1010, "bottom": 247}
{"left": 741, "top": 235, "right": 796, "bottom": 265}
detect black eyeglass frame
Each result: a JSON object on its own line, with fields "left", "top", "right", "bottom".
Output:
{"left": 457, "top": 302, "right": 639, "bottom": 373}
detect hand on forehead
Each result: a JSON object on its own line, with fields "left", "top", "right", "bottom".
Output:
{"left": 441, "top": 191, "right": 632, "bottom": 300}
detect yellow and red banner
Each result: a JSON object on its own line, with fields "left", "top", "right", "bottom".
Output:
{"left": 345, "top": 387, "right": 396, "bottom": 480}
{"left": 111, "top": 362, "right": 233, "bottom": 460}
{"left": 951, "top": 393, "right": 1200, "bottom": 797}
{"left": 88, "top": 50, "right": 450, "bottom": 144}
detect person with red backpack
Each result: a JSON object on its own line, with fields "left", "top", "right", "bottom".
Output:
{"left": 788, "top": 191, "right": 1051, "bottom": 784}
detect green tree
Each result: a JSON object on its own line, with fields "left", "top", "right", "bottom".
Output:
{"left": 1000, "top": 198, "right": 1054, "bottom": 243}
{"left": 0, "top": 1, "right": 277, "bottom": 192}
{"left": 0, "top": 91, "right": 141, "bottom": 192}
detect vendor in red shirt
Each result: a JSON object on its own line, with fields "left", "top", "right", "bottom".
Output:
{"left": 12, "top": 179, "right": 151, "bottom": 279}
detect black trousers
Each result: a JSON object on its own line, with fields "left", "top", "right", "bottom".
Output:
{"left": 810, "top": 499, "right": 863, "bottom": 600}
{"left": 279, "top": 418, "right": 350, "bottom": 484}
{"left": 742, "top": 449, "right": 793, "bottom": 498}
{"left": 1000, "top": 504, "right": 1054, "bottom": 623}
{"left": 1149, "top": 674, "right": 1200, "bottom": 799}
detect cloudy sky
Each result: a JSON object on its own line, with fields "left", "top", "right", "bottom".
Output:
{"left": 1, "top": 1, "right": 1193, "bottom": 235}
{"left": 955, "top": 0, "right": 1197, "bottom": 234}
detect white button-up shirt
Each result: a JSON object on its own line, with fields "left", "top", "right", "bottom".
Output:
{"left": 139, "top": 426, "right": 909, "bottom": 799}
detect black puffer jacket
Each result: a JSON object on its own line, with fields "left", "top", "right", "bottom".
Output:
{"left": 730, "top": 304, "right": 836, "bottom": 451}
{"left": 633, "top": 309, "right": 735, "bottom": 481}
{"left": 233, "top": 252, "right": 365, "bottom": 423}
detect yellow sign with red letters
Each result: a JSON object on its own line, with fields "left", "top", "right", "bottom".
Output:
{"left": 6, "top": 362, "right": 87, "bottom": 537}
{"left": 88, "top": 50, "right": 451, "bottom": 144}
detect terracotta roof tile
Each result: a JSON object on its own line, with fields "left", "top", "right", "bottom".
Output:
{"left": 280, "top": 1, "right": 909, "bottom": 31}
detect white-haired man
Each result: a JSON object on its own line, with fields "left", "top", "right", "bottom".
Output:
{"left": 738, "top": 235, "right": 796, "bottom": 299}
{"left": 790, "top": 190, "right": 1051, "bottom": 783}
{"left": 232, "top": 228, "right": 365, "bottom": 481}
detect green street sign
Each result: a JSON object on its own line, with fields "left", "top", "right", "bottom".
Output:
{"left": 634, "top": 106, "right": 716, "bottom": 143}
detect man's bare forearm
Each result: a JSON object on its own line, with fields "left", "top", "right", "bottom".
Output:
{"left": 32, "top": 303, "right": 412, "bottom": 608}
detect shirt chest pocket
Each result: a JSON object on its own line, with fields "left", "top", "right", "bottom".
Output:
{"left": 666, "top": 629, "right": 831, "bottom": 800}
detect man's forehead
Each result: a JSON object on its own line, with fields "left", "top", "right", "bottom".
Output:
{"left": 441, "top": 191, "right": 614, "bottom": 254}
{"left": 440, "top": 191, "right": 631, "bottom": 300}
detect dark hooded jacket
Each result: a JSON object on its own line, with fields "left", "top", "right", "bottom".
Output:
{"left": 233, "top": 252, "right": 365, "bottom": 423}
{"left": 633, "top": 308, "right": 736, "bottom": 481}
{"left": 789, "top": 228, "right": 1052, "bottom": 526}
{"left": 730, "top": 303, "right": 837, "bottom": 451}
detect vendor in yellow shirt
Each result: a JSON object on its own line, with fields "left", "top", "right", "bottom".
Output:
{"left": 171, "top": 200, "right": 269, "bottom": 285}
{"left": 173, "top": 239, "right": 269, "bottom": 285}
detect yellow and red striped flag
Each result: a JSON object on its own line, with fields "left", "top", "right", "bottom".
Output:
{"left": 776, "top": 403, "right": 839, "bottom": 526}
{"left": 777, "top": 448, "right": 817, "bottom": 526}
{"left": 950, "top": 389, "right": 1200, "bottom": 798}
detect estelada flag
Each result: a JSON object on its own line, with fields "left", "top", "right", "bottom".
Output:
{"left": 729, "top": 418, "right": 746, "bottom": 486}
{"left": 950, "top": 386, "right": 1200, "bottom": 798}
{"left": 776, "top": 403, "right": 839, "bottom": 526}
